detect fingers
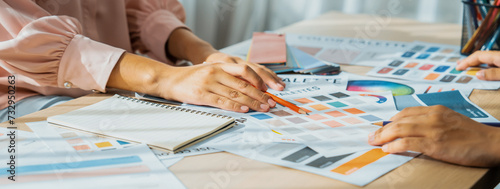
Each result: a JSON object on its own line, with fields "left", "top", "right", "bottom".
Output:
{"left": 381, "top": 137, "right": 428, "bottom": 153}
{"left": 456, "top": 51, "right": 500, "bottom": 70}
{"left": 201, "top": 92, "right": 250, "bottom": 113}
{"left": 476, "top": 68, "right": 500, "bottom": 80}
{"left": 217, "top": 63, "right": 268, "bottom": 91}
{"left": 234, "top": 57, "right": 286, "bottom": 91}
{"left": 369, "top": 116, "right": 427, "bottom": 146}
{"left": 215, "top": 71, "right": 276, "bottom": 110}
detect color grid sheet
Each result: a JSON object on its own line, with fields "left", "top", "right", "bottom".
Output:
{"left": 246, "top": 83, "right": 398, "bottom": 156}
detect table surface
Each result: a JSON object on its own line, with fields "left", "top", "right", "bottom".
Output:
{"left": 4, "top": 11, "right": 500, "bottom": 188}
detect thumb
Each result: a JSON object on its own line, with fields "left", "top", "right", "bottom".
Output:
{"left": 476, "top": 68, "right": 500, "bottom": 80}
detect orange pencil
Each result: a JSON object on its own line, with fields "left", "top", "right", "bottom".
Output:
{"left": 265, "top": 92, "right": 309, "bottom": 115}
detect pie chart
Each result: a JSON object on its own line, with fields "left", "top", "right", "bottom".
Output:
{"left": 347, "top": 80, "right": 414, "bottom": 96}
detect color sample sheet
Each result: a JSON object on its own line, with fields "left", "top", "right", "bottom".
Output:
{"left": 202, "top": 126, "right": 416, "bottom": 186}
{"left": 286, "top": 34, "right": 411, "bottom": 65}
{"left": 245, "top": 83, "right": 398, "bottom": 156}
{"left": 394, "top": 90, "right": 499, "bottom": 122}
{"left": 343, "top": 72, "right": 475, "bottom": 96}
{"left": 366, "top": 59, "right": 500, "bottom": 89}
{"left": 0, "top": 121, "right": 185, "bottom": 188}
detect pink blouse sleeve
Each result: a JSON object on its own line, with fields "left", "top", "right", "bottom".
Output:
{"left": 0, "top": 0, "right": 125, "bottom": 92}
{"left": 126, "top": 0, "right": 189, "bottom": 64}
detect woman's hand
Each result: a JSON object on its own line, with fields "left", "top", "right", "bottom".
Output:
{"left": 166, "top": 28, "right": 285, "bottom": 91}
{"left": 157, "top": 62, "right": 277, "bottom": 112}
{"left": 205, "top": 52, "right": 286, "bottom": 91}
{"left": 456, "top": 51, "right": 500, "bottom": 80}
{"left": 107, "top": 53, "right": 276, "bottom": 113}
{"left": 368, "top": 105, "right": 500, "bottom": 167}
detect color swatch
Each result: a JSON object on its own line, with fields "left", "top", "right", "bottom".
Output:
{"left": 331, "top": 148, "right": 388, "bottom": 175}
{"left": 347, "top": 80, "right": 414, "bottom": 96}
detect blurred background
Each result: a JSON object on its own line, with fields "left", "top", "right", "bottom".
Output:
{"left": 178, "top": 0, "right": 463, "bottom": 49}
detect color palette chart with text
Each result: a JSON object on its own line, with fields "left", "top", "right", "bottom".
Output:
{"left": 246, "top": 83, "right": 398, "bottom": 156}
{"left": 0, "top": 121, "right": 184, "bottom": 188}
{"left": 286, "top": 34, "right": 411, "bottom": 66}
{"left": 203, "top": 127, "right": 416, "bottom": 186}
{"left": 367, "top": 59, "right": 500, "bottom": 89}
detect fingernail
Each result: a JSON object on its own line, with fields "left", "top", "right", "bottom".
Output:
{"left": 368, "top": 132, "right": 375, "bottom": 142}
{"left": 268, "top": 98, "right": 276, "bottom": 107}
{"left": 382, "top": 145, "right": 388, "bottom": 152}
{"left": 261, "top": 83, "right": 268, "bottom": 91}
{"left": 260, "top": 104, "right": 269, "bottom": 110}
{"left": 476, "top": 70, "right": 485, "bottom": 80}
{"left": 241, "top": 106, "right": 249, "bottom": 112}
{"left": 275, "top": 83, "right": 284, "bottom": 89}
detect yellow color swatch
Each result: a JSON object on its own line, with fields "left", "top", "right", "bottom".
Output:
{"left": 331, "top": 148, "right": 388, "bottom": 175}
{"left": 95, "top": 142, "right": 113, "bottom": 148}
{"left": 466, "top": 68, "right": 481, "bottom": 76}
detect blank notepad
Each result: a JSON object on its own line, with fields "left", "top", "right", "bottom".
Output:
{"left": 47, "top": 95, "right": 235, "bottom": 153}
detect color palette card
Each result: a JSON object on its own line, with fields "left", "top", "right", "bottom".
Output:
{"left": 394, "top": 90, "right": 499, "bottom": 122}
{"left": 0, "top": 121, "right": 185, "bottom": 188}
{"left": 202, "top": 127, "right": 417, "bottom": 187}
{"left": 286, "top": 33, "right": 411, "bottom": 66}
{"left": 395, "top": 41, "right": 464, "bottom": 64}
{"left": 246, "top": 83, "right": 398, "bottom": 156}
{"left": 248, "top": 32, "right": 287, "bottom": 65}
{"left": 367, "top": 59, "right": 500, "bottom": 89}
{"left": 47, "top": 121, "right": 219, "bottom": 160}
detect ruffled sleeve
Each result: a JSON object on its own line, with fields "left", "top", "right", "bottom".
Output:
{"left": 126, "top": 0, "right": 189, "bottom": 64}
{"left": 0, "top": 1, "right": 125, "bottom": 92}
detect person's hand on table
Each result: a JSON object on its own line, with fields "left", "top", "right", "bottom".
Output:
{"left": 368, "top": 105, "right": 500, "bottom": 167}
{"left": 456, "top": 51, "right": 500, "bottom": 80}
{"left": 158, "top": 61, "right": 279, "bottom": 113}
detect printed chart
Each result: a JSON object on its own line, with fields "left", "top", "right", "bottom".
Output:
{"left": 367, "top": 59, "right": 500, "bottom": 89}
{"left": 203, "top": 127, "right": 416, "bottom": 186}
{"left": 246, "top": 83, "right": 398, "bottom": 156}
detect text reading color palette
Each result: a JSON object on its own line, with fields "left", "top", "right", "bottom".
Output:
{"left": 246, "top": 84, "right": 398, "bottom": 156}
{"left": 367, "top": 59, "right": 500, "bottom": 89}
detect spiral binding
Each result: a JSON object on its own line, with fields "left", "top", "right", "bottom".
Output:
{"left": 113, "top": 94, "right": 232, "bottom": 119}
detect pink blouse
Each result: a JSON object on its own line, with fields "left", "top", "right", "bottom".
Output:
{"left": 0, "top": 0, "right": 188, "bottom": 110}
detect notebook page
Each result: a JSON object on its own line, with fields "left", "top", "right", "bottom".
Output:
{"left": 48, "top": 95, "right": 234, "bottom": 151}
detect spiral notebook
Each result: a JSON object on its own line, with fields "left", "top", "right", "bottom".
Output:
{"left": 47, "top": 94, "right": 235, "bottom": 153}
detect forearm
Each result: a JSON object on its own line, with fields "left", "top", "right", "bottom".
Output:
{"left": 106, "top": 53, "right": 168, "bottom": 96}
{"left": 486, "top": 126, "right": 500, "bottom": 164}
{"left": 166, "top": 28, "right": 218, "bottom": 64}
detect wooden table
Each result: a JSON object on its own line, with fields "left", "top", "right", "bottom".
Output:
{"left": 4, "top": 11, "right": 500, "bottom": 188}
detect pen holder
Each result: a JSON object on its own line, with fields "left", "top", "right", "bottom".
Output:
{"left": 461, "top": 0, "right": 500, "bottom": 55}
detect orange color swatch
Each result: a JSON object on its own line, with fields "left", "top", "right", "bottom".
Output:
{"left": 325, "top": 110, "right": 347, "bottom": 117}
{"left": 331, "top": 148, "right": 388, "bottom": 175}
{"left": 341, "top": 117, "right": 364, "bottom": 124}
{"left": 309, "top": 104, "right": 330, "bottom": 111}
{"left": 295, "top": 98, "right": 314, "bottom": 104}
{"left": 73, "top": 145, "right": 91, "bottom": 151}
{"left": 343, "top": 108, "right": 365, "bottom": 114}
{"left": 404, "top": 62, "right": 419, "bottom": 68}
{"left": 424, "top": 73, "right": 440, "bottom": 80}
{"left": 306, "top": 114, "right": 328, "bottom": 120}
